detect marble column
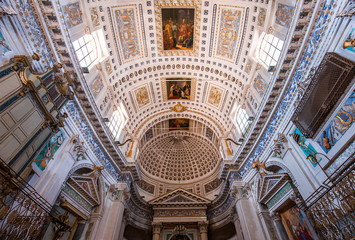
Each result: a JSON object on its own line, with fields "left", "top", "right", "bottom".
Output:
{"left": 231, "top": 210, "right": 244, "bottom": 240}
{"left": 95, "top": 183, "right": 128, "bottom": 240}
{"left": 152, "top": 222, "right": 162, "bottom": 240}
{"left": 256, "top": 203, "right": 279, "bottom": 240}
{"left": 198, "top": 221, "right": 208, "bottom": 240}
{"left": 270, "top": 212, "right": 289, "bottom": 240}
{"left": 235, "top": 188, "right": 268, "bottom": 240}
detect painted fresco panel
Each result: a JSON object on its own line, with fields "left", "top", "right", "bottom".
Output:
{"left": 169, "top": 118, "right": 189, "bottom": 131}
{"left": 62, "top": 2, "right": 83, "bottom": 28}
{"left": 317, "top": 90, "right": 355, "bottom": 153}
{"left": 111, "top": 5, "right": 143, "bottom": 62}
{"left": 275, "top": 3, "right": 294, "bottom": 28}
{"left": 162, "top": 8, "right": 194, "bottom": 50}
{"left": 291, "top": 128, "right": 320, "bottom": 167}
{"left": 206, "top": 127, "right": 213, "bottom": 140}
{"left": 343, "top": 28, "right": 355, "bottom": 54}
{"left": 281, "top": 206, "right": 314, "bottom": 240}
{"left": 206, "top": 84, "right": 224, "bottom": 108}
{"left": 215, "top": 7, "right": 244, "bottom": 61}
{"left": 0, "top": 31, "right": 10, "bottom": 55}
{"left": 133, "top": 84, "right": 151, "bottom": 109}
{"left": 90, "top": 75, "right": 104, "bottom": 97}
{"left": 253, "top": 74, "right": 267, "bottom": 97}
{"left": 34, "top": 130, "right": 64, "bottom": 171}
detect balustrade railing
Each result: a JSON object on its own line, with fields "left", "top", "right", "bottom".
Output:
{"left": 0, "top": 158, "right": 70, "bottom": 239}
{"left": 299, "top": 144, "right": 355, "bottom": 240}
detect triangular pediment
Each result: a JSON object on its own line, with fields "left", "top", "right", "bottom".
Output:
{"left": 258, "top": 173, "right": 290, "bottom": 203}
{"left": 68, "top": 175, "right": 100, "bottom": 206}
{"left": 149, "top": 188, "right": 211, "bottom": 207}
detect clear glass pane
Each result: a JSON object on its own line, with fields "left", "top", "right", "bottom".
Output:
{"left": 73, "top": 40, "right": 80, "bottom": 50}
{"left": 76, "top": 50, "right": 83, "bottom": 61}
{"left": 271, "top": 59, "right": 277, "bottom": 66}
{"left": 264, "top": 43, "right": 271, "bottom": 53}
{"left": 78, "top": 37, "right": 85, "bottom": 46}
{"left": 84, "top": 34, "right": 91, "bottom": 42}
{"left": 266, "top": 34, "right": 273, "bottom": 42}
{"left": 260, "top": 51, "right": 267, "bottom": 61}
{"left": 82, "top": 46, "right": 89, "bottom": 56}
{"left": 277, "top": 40, "right": 284, "bottom": 50}
{"left": 274, "top": 50, "right": 281, "bottom": 61}
{"left": 272, "top": 37, "right": 279, "bottom": 46}
{"left": 266, "top": 56, "right": 272, "bottom": 66}
{"left": 269, "top": 47, "right": 276, "bottom": 57}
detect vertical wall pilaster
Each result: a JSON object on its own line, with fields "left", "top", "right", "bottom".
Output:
{"left": 95, "top": 183, "right": 128, "bottom": 240}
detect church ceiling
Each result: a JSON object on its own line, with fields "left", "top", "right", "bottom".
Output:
{"left": 19, "top": 0, "right": 303, "bottom": 199}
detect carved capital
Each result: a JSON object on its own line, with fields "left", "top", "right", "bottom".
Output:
{"left": 198, "top": 221, "right": 209, "bottom": 233}
{"left": 152, "top": 222, "right": 162, "bottom": 234}
{"left": 270, "top": 211, "right": 281, "bottom": 222}
{"left": 290, "top": 193, "right": 303, "bottom": 205}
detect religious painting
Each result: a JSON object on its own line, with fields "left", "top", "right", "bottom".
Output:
{"left": 317, "top": 89, "right": 355, "bottom": 153}
{"left": 163, "top": 78, "right": 193, "bottom": 100}
{"left": 133, "top": 84, "right": 151, "bottom": 109}
{"left": 343, "top": 28, "right": 355, "bottom": 54}
{"left": 281, "top": 206, "right": 314, "bottom": 240}
{"left": 162, "top": 8, "right": 194, "bottom": 50}
{"left": 169, "top": 118, "right": 189, "bottom": 131}
{"left": 206, "top": 84, "right": 224, "bottom": 109}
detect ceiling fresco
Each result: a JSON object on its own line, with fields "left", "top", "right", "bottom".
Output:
{"left": 51, "top": 0, "right": 301, "bottom": 198}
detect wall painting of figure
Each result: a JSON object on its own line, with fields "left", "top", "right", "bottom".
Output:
{"left": 162, "top": 8, "right": 194, "bottom": 50}
{"left": 165, "top": 78, "right": 192, "bottom": 100}
{"left": 169, "top": 119, "right": 190, "bottom": 131}
{"left": 344, "top": 28, "right": 355, "bottom": 54}
{"left": 280, "top": 206, "right": 314, "bottom": 240}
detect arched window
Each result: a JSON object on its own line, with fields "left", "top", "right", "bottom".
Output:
{"left": 107, "top": 102, "right": 128, "bottom": 140}
{"left": 73, "top": 34, "right": 98, "bottom": 68}
{"left": 258, "top": 33, "right": 283, "bottom": 69}
{"left": 236, "top": 108, "right": 250, "bottom": 136}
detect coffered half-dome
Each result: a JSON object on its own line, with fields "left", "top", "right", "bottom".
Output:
{"left": 138, "top": 131, "right": 221, "bottom": 183}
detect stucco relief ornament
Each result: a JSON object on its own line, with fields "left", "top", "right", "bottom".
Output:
{"left": 0, "top": 2, "right": 17, "bottom": 15}
{"left": 172, "top": 103, "right": 186, "bottom": 112}
{"left": 84, "top": 26, "right": 91, "bottom": 35}
{"left": 267, "top": 26, "right": 274, "bottom": 34}
{"left": 270, "top": 133, "right": 287, "bottom": 158}
{"left": 71, "top": 135, "right": 87, "bottom": 161}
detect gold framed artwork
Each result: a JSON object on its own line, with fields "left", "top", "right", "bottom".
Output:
{"left": 280, "top": 206, "right": 314, "bottom": 240}
{"left": 161, "top": 78, "right": 196, "bottom": 101}
{"left": 155, "top": 0, "right": 201, "bottom": 57}
{"left": 162, "top": 8, "right": 194, "bottom": 50}
{"left": 169, "top": 118, "right": 190, "bottom": 131}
